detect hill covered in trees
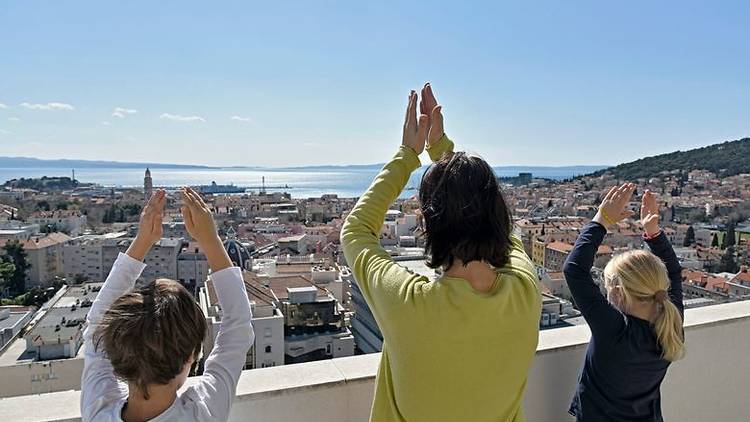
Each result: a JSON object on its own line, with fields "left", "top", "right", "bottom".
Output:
{"left": 589, "top": 137, "right": 750, "bottom": 180}
{"left": 2, "top": 176, "right": 88, "bottom": 191}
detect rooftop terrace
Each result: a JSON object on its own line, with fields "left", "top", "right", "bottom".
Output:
{"left": 1, "top": 300, "right": 749, "bottom": 421}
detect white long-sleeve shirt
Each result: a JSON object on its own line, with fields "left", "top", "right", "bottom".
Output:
{"left": 81, "top": 253, "right": 254, "bottom": 422}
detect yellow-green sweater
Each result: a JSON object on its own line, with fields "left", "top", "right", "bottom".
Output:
{"left": 340, "top": 135, "right": 542, "bottom": 422}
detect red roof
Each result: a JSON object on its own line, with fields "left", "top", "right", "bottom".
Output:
{"left": 546, "top": 242, "right": 573, "bottom": 253}
{"left": 19, "top": 233, "right": 71, "bottom": 250}
{"left": 732, "top": 267, "right": 750, "bottom": 283}
{"left": 547, "top": 271, "right": 565, "bottom": 280}
{"left": 596, "top": 245, "right": 613, "bottom": 255}
{"left": 682, "top": 269, "right": 729, "bottom": 293}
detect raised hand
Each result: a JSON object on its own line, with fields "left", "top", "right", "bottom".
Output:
{"left": 181, "top": 187, "right": 232, "bottom": 272}
{"left": 402, "top": 90, "right": 429, "bottom": 155}
{"left": 593, "top": 183, "right": 637, "bottom": 229}
{"left": 420, "top": 83, "right": 444, "bottom": 146}
{"left": 640, "top": 189, "right": 661, "bottom": 236}
{"left": 137, "top": 189, "right": 165, "bottom": 244}
{"left": 127, "top": 189, "right": 166, "bottom": 261}
{"left": 180, "top": 187, "right": 218, "bottom": 244}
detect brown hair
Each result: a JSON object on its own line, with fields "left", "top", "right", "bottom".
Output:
{"left": 419, "top": 151, "right": 513, "bottom": 270}
{"left": 94, "top": 279, "right": 207, "bottom": 399}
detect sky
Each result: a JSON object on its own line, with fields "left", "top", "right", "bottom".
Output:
{"left": 0, "top": 1, "right": 748, "bottom": 167}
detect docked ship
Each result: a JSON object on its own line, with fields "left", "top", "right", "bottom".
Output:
{"left": 195, "top": 181, "right": 246, "bottom": 194}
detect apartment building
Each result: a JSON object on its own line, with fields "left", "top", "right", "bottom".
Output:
{"left": 63, "top": 234, "right": 180, "bottom": 283}
{"left": 28, "top": 210, "right": 87, "bottom": 237}
{"left": 20, "top": 233, "right": 71, "bottom": 288}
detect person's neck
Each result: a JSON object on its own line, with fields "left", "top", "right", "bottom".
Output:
{"left": 122, "top": 383, "right": 178, "bottom": 422}
{"left": 444, "top": 260, "right": 497, "bottom": 293}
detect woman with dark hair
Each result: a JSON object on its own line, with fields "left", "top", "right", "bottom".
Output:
{"left": 341, "top": 84, "right": 542, "bottom": 422}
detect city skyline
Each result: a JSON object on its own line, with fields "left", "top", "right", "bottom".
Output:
{"left": 1, "top": 1, "right": 749, "bottom": 167}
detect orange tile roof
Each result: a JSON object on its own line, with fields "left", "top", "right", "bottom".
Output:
{"left": 19, "top": 233, "right": 71, "bottom": 250}
{"left": 682, "top": 269, "right": 730, "bottom": 293}
{"left": 206, "top": 271, "right": 278, "bottom": 307}
{"left": 546, "top": 242, "right": 573, "bottom": 253}
{"left": 596, "top": 245, "right": 613, "bottom": 255}
{"left": 547, "top": 271, "right": 565, "bottom": 280}
{"left": 732, "top": 268, "right": 750, "bottom": 283}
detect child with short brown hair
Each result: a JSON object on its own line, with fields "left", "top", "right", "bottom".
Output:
{"left": 81, "top": 188, "right": 253, "bottom": 422}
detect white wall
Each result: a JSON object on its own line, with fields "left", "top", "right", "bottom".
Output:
{"left": 2, "top": 301, "right": 750, "bottom": 422}
{"left": 0, "top": 356, "right": 84, "bottom": 398}
{"left": 251, "top": 312, "right": 284, "bottom": 368}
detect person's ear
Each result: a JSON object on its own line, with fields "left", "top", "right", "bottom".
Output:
{"left": 608, "top": 285, "right": 622, "bottom": 301}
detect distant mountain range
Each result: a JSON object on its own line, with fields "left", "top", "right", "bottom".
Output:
{"left": 0, "top": 156, "right": 606, "bottom": 175}
{"left": 588, "top": 137, "right": 750, "bottom": 180}
{"left": 0, "top": 156, "right": 215, "bottom": 170}
{"left": 9, "top": 133, "right": 747, "bottom": 179}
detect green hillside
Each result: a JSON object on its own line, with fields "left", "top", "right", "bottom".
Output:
{"left": 590, "top": 137, "right": 750, "bottom": 180}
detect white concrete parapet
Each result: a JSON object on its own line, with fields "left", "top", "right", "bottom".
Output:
{"left": 2, "top": 301, "right": 750, "bottom": 421}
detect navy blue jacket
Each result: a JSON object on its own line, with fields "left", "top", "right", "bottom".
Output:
{"left": 564, "top": 222, "right": 684, "bottom": 422}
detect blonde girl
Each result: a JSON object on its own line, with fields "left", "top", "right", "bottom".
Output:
{"left": 564, "top": 184, "right": 684, "bottom": 421}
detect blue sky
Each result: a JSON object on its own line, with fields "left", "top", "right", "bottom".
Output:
{"left": 1, "top": 1, "right": 748, "bottom": 167}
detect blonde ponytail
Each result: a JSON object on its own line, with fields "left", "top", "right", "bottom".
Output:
{"left": 603, "top": 250, "right": 685, "bottom": 362}
{"left": 653, "top": 296, "right": 685, "bottom": 361}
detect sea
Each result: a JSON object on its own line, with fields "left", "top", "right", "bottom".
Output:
{"left": 0, "top": 165, "right": 602, "bottom": 199}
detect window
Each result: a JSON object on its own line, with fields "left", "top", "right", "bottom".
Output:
{"left": 326, "top": 344, "right": 332, "bottom": 354}
{"left": 264, "top": 327, "right": 272, "bottom": 338}
{"left": 265, "top": 345, "right": 272, "bottom": 353}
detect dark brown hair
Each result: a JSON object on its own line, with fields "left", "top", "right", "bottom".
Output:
{"left": 94, "top": 279, "right": 207, "bottom": 399}
{"left": 419, "top": 151, "right": 513, "bottom": 270}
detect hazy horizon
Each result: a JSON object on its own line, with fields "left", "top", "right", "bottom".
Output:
{"left": 0, "top": 154, "right": 611, "bottom": 170}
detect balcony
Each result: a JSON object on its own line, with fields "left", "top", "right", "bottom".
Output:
{"left": 2, "top": 300, "right": 749, "bottom": 421}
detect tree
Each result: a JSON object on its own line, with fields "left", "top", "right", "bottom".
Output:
{"left": 726, "top": 222, "right": 736, "bottom": 247}
{"left": 687, "top": 208, "right": 708, "bottom": 223}
{"left": 711, "top": 233, "right": 719, "bottom": 248}
{"left": 103, "top": 205, "right": 116, "bottom": 224}
{"left": 1, "top": 241, "right": 30, "bottom": 295}
{"left": 683, "top": 226, "right": 695, "bottom": 246}
{"left": 36, "top": 200, "right": 51, "bottom": 211}
{"left": 123, "top": 203, "right": 142, "bottom": 217}
{"left": 0, "top": 260, "right": 16, "bottom": 296}
{"left": 719, "top": 246, "right": 739, "bottom": 273}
